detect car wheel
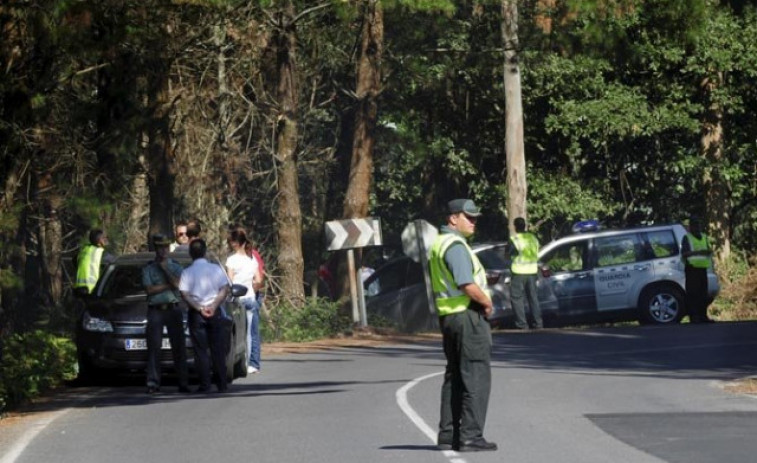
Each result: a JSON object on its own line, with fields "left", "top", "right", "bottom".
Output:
{"left": 226, "top": 330, "right": 236, "bottom": 383}
{"left": 639, "top": 284, "right": 685, "bottom": 325}
{"left": 76, "top": 351, "right": 98, "bottom": 385}
{"left": 233, "top": 337, "right": 249, "bottom": 379}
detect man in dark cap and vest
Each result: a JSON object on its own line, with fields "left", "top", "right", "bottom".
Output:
{"left": 142, "top": 233, "right": 189, "bottom": 394}
{"left": 429, "top": 199, "right": 497, "bottom": 452}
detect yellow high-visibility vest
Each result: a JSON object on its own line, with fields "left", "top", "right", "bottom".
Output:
{"left": 686, "top": 233, "right": 712, "bottom": 269}
{"left": 510, "top": 232, "right": 539, "bottom": 275}
{"left": 429, "top": 234, "right": 489, "bottom": 316}
{"left": 75, "top": 245, "right": 104, "bottom": 293}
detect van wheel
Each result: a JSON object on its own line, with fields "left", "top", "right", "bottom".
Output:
{"left": 639, "top": 284, "right": 685, "bottom": 325}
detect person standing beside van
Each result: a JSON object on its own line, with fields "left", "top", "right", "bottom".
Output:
{"left": 509, "top": 217, "right": 543, "bottom": 330}
{"left": 682, "top": 217, "right": 714, "bottom": 323}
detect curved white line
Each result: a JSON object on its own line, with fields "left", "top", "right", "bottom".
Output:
{"left": 0, "top": 409, "right": 69, "bottom": 463}
{"left": 396, "top": 370, "right": 467, "bottom": 463}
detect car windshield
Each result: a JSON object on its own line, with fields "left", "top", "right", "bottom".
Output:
{"left": 96, "top": 257, "right": 199, "bottom": 299}
{"left": 99, "top": 265, "right": 146, "bottom": 299}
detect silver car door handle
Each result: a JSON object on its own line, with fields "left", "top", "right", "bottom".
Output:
{"left": 634, "top": 264, "right": 651, "bottom": 271}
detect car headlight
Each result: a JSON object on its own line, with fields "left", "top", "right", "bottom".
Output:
{"left": 82, "top": 313, "right": 114, "bottom": 332}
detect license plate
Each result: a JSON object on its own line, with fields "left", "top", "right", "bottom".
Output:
{"left": 124, "top": 338, "right": 172, "bottom": 350}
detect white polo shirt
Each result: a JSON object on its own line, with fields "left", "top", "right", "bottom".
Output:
{"left": 179, "top": 258, "right": 229, "bottom": 307}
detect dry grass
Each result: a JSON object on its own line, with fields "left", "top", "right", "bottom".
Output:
{"left": 723, "top": 378, "right": 757, "bottom": 396}
{"left": 262, "top": 326, "right": 441, "bottom": 355}
{"left": 710, "top": 262, "right": 757, "bottom": 322}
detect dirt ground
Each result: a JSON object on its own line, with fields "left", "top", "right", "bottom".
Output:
{"left": 261, "top": 329, "right": 441, "bottom": 354}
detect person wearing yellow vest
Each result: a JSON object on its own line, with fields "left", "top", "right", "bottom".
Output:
{"left": 681, "top": 217, "right": 714, "bottom": 323}
{"left": 74, "top": 229, "right": 114, "bottom": 295}
{"left": 429, "top": 199, "right": 497, "bottom": 452}
{"left": 509, "top": 217, "right": 543, "bottom": 330}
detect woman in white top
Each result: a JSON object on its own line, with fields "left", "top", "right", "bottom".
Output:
{"left": 226, "top": 228, "right": 262, "bottom": 374}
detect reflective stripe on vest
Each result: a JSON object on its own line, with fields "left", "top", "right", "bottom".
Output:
{"left": 510, "top": 232, "right": 539, "bottom": 275}
{"left": 686, "top": 233, "right": 711, "bottom": 269}
{"left": 75, "top": 245, "right": 104, "bottom": 293}
{"left": 429, "top": 234, "right": 489, "bottom": 317}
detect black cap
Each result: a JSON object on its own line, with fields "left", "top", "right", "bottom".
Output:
{"left": 152, "top": 234, "right": 172, "bottom": 247}
{"left": 447, "top": 199, "right": 482, "bottom": 217}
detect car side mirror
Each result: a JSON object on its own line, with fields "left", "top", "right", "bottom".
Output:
{"left": 230, "top": 283, "right": 248, "bottom": 298}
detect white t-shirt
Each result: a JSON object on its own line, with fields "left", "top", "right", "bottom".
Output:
{"left": 225, "top": 253, "right": 259, "bottom": 294}
{"left": 179, "top": 258, "right": 229, "bottom": 307}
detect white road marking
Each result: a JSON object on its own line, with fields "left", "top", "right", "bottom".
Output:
{"left": 396, "top": 370, "right": 466, "bottom": 463}
{"left": 0, "top": 409, "right": 69, "bottom": 463}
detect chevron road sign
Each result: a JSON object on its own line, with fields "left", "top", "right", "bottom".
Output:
{"left": 325, "top": 218, "right": 383, "bottom": 251}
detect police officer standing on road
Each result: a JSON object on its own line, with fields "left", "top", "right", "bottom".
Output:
{"left": 682, "top": 217, "right": 715, "bottom": 323}
{"left": 142, "top": 234, "right": 189, "bottom": 394}
{"left": 509, "top": 217, "right": 543, "bottom": 330}
{"left": 430, "top": 199, "right": 497, "bottom": 452}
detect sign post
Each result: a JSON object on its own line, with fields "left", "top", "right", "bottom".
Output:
{"left": 324, "top": 218, "right": 383, "bottom": 327}
{"left": 401, "top": 220, "right": 438, "bottom": 315}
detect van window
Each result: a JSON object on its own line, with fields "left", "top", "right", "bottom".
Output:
{"left": 543, "top": 241, "right": 588, "bottom": 273}
{"left": 595, "top": 234, "right": 641, "bottom": 267}
{"left": 646, "top": 230, "right": 678, "bottom": 258}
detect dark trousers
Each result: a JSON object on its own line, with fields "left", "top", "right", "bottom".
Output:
{"left": 511, "top": 273, "right": 543, "bottom": 329}
{"left": 438, "top": 309, "right": 492, "bottom": 445}
{"left": 146, "top": 304, "right": 188, "bottom": 389}
{"left": 188, "top": 309, "right": 230, "bottom": 391}
{"left": 685, "top": 267, "right": 709, "bottom": 322}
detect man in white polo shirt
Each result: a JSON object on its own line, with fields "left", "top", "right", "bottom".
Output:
{"left": 179, "top": 239, "right": 231, "bottom": 393}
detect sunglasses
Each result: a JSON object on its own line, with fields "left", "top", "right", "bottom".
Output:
{"left": 177, "top": 232, "right": 187, "bottom": 237}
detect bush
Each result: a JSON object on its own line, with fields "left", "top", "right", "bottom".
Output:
{"left": 0, "top": 330, "right": 77, "bottom": 414}
{"left": 261, "top": 297, "right": 352, "bottom": 342}
{"left": 711, "top": 252, "right": 757, "bottom": 321}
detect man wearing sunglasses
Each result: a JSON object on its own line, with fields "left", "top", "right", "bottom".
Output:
{"left": 170, "top": 221, "right": 189, "bottom": 252}
{"left": 429, "top": 199, "right": 497, "bottom": 452}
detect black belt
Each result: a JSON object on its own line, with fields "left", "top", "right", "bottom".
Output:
{"left": 149, "top": 303, "right": 178, "bottom": 310}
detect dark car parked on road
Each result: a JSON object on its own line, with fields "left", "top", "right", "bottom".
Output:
{"left": 75, "top": 252, "right": 249, "bottom": 383}
{"left": 362, "top": 242, "right": 557, "bottom": 332}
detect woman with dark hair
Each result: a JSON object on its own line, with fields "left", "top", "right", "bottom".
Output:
{"left": 225, "top": 227, "right": 263, "bottom": 374}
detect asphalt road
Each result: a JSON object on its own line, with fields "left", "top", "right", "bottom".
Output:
{"left": 3, "top": 321, "right": 757, "bottom": 463}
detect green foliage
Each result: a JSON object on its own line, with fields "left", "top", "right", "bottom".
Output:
{"left": 261, "top": 298, "right": 351, "bottom": 342}
{"left": 0, "top": 331, "right": 77, "bottom": 413}
{"left": 526, "top": 168, "right": 619, "bottom": 239}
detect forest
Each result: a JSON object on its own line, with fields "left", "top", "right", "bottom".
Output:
{"left": 1, "top": 0, "right": 757, "bottom": 344}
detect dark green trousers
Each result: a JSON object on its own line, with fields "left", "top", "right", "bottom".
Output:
{"left": 438, "top": 309, "right": 492, "bottom": 444}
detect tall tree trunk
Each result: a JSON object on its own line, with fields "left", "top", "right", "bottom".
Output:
{"left": 336, "top": 1, "right": 383, "bottom": 303}
{"left": 124, "top": 157, "right": 149, "bottom": 253}
{"left": 274, "top": 4, "right": 305, "bottom": 306}
{"left": 502, "top": 0, "right": 527, "bottom": 233}
{"left": 146, "top": 61, "right": 175, "bottom": 243}
{"left": 343, "top": 0, "right": 383, "bottom": 219}
{"left": 37, "top": 171, "right": 64, "bottom": 310}
{"left": 701, "top": 73, "right": 731, "bottom": 265}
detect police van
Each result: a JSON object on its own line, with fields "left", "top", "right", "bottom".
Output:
{"left": 538, "top": 223, "right": 720, "bottom": 325}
